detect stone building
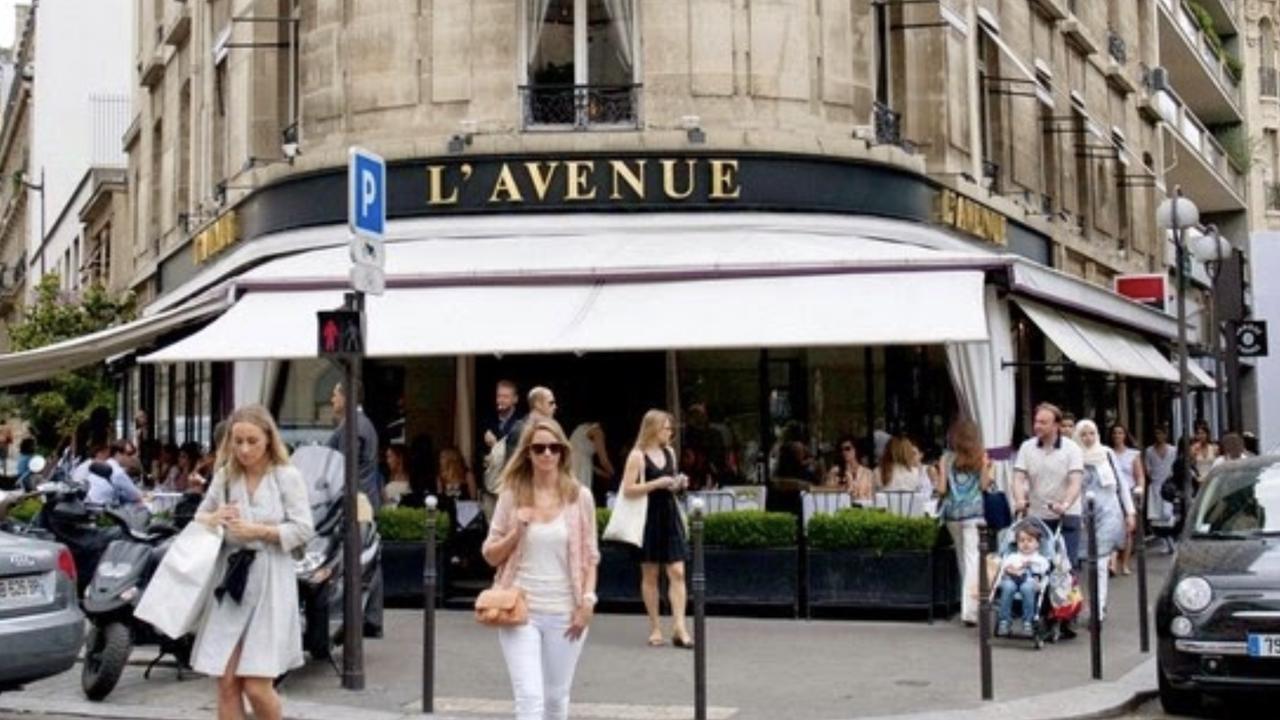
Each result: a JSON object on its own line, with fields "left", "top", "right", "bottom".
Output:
{"left": 0, "top": 1, "right": 1267, "bottom": 457}
{"left": 0, "top": 4, "right": 33, "bottom": 354}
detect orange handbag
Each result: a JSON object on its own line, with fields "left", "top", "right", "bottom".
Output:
{"left": 474, "top": 586, "right": 528, "bottom": 626}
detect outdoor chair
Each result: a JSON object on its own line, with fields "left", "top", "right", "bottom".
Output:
{"left": 685, "top": 490, "right": 737, "bottom": 515}
{"left": 874, "top": 490, "right": 926, "bottom": 518}
{"left": 801, "top": 490, "right": 852, "bottom": 531}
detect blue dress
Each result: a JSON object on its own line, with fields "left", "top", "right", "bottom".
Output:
{"left": 640, "top": 449, "right": 687, "bottom": 564}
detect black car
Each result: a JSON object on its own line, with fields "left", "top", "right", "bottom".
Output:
{"left": 1156, "top": 455, "right": 1280, "bottom": 714}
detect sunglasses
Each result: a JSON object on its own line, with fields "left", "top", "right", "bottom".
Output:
{"left": 530, "top": 443, "right": 564, "bottom": 456}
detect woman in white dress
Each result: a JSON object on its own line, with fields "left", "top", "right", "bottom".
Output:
{"left": 1144, "top": 425, "right": 1178, "bottom": 553}
{"left": 193, "top": 405, "right": 314, "bottom": 720}
{"left": 1108, "top": 424, "right": 1145, "bottom": 575}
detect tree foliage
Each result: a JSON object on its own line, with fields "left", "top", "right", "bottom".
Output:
{"left": 2, "top": 274, "right": 135, "bottom": 450}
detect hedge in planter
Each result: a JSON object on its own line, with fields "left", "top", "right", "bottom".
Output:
{"left": 806, "top": 509, "right": 956, "bottom": 619}
{"left": 376, "top": 506, "right": 452, "bottom": 602}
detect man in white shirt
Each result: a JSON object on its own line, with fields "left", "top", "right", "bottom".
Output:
{"left": 1012, "top": 402, "right": 1085, "bottom": 563}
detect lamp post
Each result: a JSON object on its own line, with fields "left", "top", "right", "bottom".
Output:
{"left": 1189, "top": 225, "right": 1231, "bottom": 435}
{"left": 1156, "top": 187, "right": 1199, "bottom": 502}
{"left": 17, "top": 168, "right": 45, "bottom": 277}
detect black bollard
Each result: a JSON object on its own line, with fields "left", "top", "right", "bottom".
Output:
{"left": 422, "top": 495, "right": 438, "bottom": 713}
{"left": 1134, "top": 487, "right": 1150, "bottom": 653}
{"left": 976, "top": 522, "right": 993, "bottom": 701}
{"left": 1086, "top": 493, "right": 1102, "bottom": 680}
{"left": 691, "top": 497, "right": 707, "bottom": 720}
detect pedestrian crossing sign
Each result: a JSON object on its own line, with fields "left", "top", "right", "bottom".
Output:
{"left": 317, "top": 309, "right": 363, "bottom": 357}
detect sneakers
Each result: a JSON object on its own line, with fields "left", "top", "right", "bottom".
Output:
{"left": 996, "top": 619, "right": 1011, "bottom": 636}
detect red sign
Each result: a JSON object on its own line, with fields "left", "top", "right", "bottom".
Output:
{"left": 1115, "top": 274, "right": 1167, "bottom": 312}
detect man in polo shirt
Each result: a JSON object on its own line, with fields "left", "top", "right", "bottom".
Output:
{"left": 1012, "top": 402, "right": 1085, "bottom": 564}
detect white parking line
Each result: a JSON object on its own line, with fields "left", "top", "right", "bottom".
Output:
{"left": 421, "top": 697, "right": 738, "bottom": 720}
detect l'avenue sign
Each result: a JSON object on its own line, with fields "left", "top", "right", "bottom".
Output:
{"left": 425, "top": 157, "right": 743, "bottom": 207}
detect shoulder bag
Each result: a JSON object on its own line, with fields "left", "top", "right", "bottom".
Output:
{"left": 603, "top": 477, "right": 649, "bottom": 548}
{"left": 474, "top": 584, "right": 528, "bottom": 626}
{"left": 135, "top": 518, "right": 224, "bottom": 638}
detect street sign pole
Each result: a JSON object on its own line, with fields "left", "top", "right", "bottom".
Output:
{"left": 336, "top": 146, "right": 385, "bottom": 691}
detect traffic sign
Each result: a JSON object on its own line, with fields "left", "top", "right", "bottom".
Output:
{"left": 349, "top": 235, "right": 386, "bottom": 269}
{"left": 350, "top": 263, "right": 385, "bottom": 296}
{"left": 349, "top": 147, "right": 386, "bottom": 240}
{"left": 1236, "top": 320, "right": 1268, "bottom": 358}
{"left": 318, "top": 309, "right": 364, "bottom": 356}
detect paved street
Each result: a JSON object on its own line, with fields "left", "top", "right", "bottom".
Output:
{"left": 0, "top": 551, "right": 1178, "bottom": 720}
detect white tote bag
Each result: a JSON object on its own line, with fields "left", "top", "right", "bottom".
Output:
{"left": 602, "top": 484, "right": 648, "bottom": 548}
{"left": 135, "top": 521, "right": 224, "bottom": 639}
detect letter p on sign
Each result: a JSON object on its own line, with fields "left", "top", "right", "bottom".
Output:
{"left": 349, "top": 147, "right": 386, "bottom": 239}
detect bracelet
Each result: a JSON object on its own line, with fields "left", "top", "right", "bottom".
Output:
{"left": 582, "top": 591, "right": 598, "bottom": 607}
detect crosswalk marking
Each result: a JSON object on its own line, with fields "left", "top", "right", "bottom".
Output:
{"left": 414, "top": 697, "right": 738, "bottom": 720}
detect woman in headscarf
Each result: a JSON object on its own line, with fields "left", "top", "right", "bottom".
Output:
{"left": 1074, "top": 420, "right": 1137, "bottom": 623}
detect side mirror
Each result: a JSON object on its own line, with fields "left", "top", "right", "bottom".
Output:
{"left": 28, "top": 455, "right": 46, "bottom": 474}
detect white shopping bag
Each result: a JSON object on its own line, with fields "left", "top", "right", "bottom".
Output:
{"left": 135, "top": 521, "right": 224, "bottom": 639}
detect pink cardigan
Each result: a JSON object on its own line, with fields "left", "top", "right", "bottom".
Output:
{"left": 484, "top": 486, "right": 600, "bottom": 609}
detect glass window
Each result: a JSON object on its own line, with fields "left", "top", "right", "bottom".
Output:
{"left": 677, "top": 350, "right": 760, "bottom": 487}
{"left": 276, "top": 359, "right": 343, "bottom": 448}
{"left": 1194, "top": 463, "right": 1280, "bottom": 535}
{"left": 524, "top": 0, "right": 637, "bottom": 128}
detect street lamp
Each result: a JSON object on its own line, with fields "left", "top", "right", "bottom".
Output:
{"left": 1156, "top": 187, "right": 1199, "bottom": 502}
{"left": 1187, "top": 225, "right": 1232, "bottom": 436}
{"left": 16, "top": 168, "right": 45, "bottom": 277}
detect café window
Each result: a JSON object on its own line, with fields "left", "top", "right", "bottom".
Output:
{"left": 521, "top": 0, "right": 640, "bottom": 130}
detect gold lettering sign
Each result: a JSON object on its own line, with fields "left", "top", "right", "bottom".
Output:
{"left": 193, "top": 211, "right": 240, "bottom": 264}
{"left": 937, "top": 189, "right": 1007, "bottom": 246}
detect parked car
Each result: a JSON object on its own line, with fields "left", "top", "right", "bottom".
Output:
{"left": 1156, "top": 455, "right": 1280, "bottom": 714}
{"left": 0, "top": 526, "right": 85, "bottom": 692}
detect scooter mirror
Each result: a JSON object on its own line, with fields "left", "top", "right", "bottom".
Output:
{"left": 28, "top": 455, "right": 46, "bottom": 474}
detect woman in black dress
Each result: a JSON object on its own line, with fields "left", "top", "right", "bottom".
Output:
{"left": 618, "top": 409, "right": 691, "bottom": 648}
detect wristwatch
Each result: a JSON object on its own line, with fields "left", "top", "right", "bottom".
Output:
{"left": 582, "top": 591, "right": 599, "bottom": 607}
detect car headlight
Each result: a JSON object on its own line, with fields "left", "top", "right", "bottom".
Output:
{"left": 1174, "top": 576, "right": 1213, "bottom": 614}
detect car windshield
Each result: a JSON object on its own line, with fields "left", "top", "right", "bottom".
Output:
{"left": 1193, "top": 461, "right": 1280, "bottom": 537}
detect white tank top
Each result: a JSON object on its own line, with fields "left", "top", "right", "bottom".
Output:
{"left": 516, "top": 512, "right": 575, "bottom": 615}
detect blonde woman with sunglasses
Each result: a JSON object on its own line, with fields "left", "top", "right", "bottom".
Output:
{"left": 482, "top": 418, "right": 599, "bottom": 720}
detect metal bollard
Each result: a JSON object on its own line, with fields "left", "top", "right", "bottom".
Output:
{"left": 1085, "top": 493, "right": 1102, "bottom": 680}
{"left": 976, "top": 522, "right": 993, "bottom": 701}
{"left": 1134, "top": 487, "right": 1150, "bottom": 653}
{"left": 422, "top": 495, "right": 438, "bottom": 713}
{"left": 691, "top": 497, "right": 707, "bottom": 720}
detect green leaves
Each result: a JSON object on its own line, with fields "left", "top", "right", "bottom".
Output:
{"left": 807, "top": 509, "right": 940, "bottom": 553}
{"left": 703, "top": 510, "right": 797, "bottom": 548}
{"left": 375, "top": 505, "right": 450, "bottom": 542}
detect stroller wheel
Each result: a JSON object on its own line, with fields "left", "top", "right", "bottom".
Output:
{"left": 1050, "top": 624, "right": 1061, "bottom": 643}
{"left": 1034, "top": 635, "right": 1044, "bottom": 650}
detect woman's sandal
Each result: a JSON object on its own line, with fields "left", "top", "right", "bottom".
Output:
{"left": 647, "top": 634, "right": 666, "bottom": 647}
{"left": 672, "top": 634, "right": 695, "bottom": 649}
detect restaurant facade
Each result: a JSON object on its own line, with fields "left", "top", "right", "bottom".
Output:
{"left": 0, "top": 1, "right": 1224, "bottom": 484}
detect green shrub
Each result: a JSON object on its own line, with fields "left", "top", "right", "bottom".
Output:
{"left": 702, "top": 510, "right": 796, "bottom": 549}
{"left": 8, "top": 497, "right": 42, "bottom": 524}
{"left": 375, "top": 506, "right": 449, "bottom": 542}
{"left": 807, "top": 509, "right": 939, "bottom": 553}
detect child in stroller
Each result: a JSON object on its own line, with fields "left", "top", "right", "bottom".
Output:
{"left": 995, "top": 521, "right": 1051, "bottom": 637}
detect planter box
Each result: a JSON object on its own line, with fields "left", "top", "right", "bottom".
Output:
{"left": 705, "top": 546, "right": 799, "bottom": 612}
{"left": 382, "top": 540, "right": 445, "bottom": 604}
{"left": 597, "top": 542, "right": 642, "bottom": 605}
{"left": 806, "top": 546, "right": 957, "bottom": 620}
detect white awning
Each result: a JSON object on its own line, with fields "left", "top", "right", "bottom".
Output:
{"left": 1011, "top": 260, "right": 1179, "bottom": 339}
{"left": 0, "top": 294, "right": 225, "bottom": 388}
{"left": 143, "top": 269, "right": 989, "bottom": 362}
{"left": 1172, "top": 357, "right": 1217, "bottom": 389}
{"left": 1015, "top": 298, "right": 1180, "bottom": 383}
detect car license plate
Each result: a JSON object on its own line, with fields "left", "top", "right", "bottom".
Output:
{"left": 1248, "top": 634, "right": 1280, "bottom": 658}
{"left": 0, "top": 576, "right": 43, "bottom": 601}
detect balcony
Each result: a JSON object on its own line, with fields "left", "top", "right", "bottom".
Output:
{"left": 519, "top": 84, "right": 641, "bottom": 131}
{"left": 1197, "top": 0, "right": 1240, "bottom": 36}
{"left": 1157, "top": 0, "right": 1242, "bottom": 123}
{"left": 162, "top": 2, "right": 191, "bottom": 47}
{"left": 1155, "top": 89, "right": 1246, "bottom": 212}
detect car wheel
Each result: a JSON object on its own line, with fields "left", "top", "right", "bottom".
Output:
{"left": 82, "top": 622, "right": 133, "bottom": 701}
{"left": 1158, "top": 661, "right": 1200, "bottom": 716}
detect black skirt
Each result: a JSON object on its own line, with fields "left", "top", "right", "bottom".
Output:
{"left": 640, "top": 488, "right": 688, "bottom": 564}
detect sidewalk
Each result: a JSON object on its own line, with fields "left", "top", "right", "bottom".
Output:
{"left": 0, "top": 552, "right": 1172, "bottom": 720}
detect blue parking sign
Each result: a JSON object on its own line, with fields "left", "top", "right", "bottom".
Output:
{"left": 349, "top": 147, "right": 386, "bottom": 239}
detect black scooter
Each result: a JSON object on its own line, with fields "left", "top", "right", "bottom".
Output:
{"left": 291, "top": 446, "right": 383, "bottom": 664}
{"left": 80, "top": 508, "right": 192, "bottom": 701}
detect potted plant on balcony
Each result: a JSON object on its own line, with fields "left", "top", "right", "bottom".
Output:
{"left": 806, "top": 508, "right": 956, "bottom": 621}
{"left": 375, "top": 505, "right": 450, "bottom": 604}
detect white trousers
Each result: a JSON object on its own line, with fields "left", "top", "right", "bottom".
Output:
{"left": 947, "top": 520, "right": 981, "bottom": 623}
{"left": 498, "top": 613, "right": 588, "bottom": 720}
{"left": 1095, "top": 551, "right": 1112, "bottom": 622}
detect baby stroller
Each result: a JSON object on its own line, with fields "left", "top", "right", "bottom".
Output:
{"left": 989, "top": 516, "right": 1076, "bottom": 649}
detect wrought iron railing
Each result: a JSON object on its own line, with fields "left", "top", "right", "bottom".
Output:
{"left": 1262, "top": 67, "right": 1279, "bottom": 98}
{"left": 1267, "top": 182, "right": 1280, "bottom": 211}
{"left": 1108, "top": 31, "right": 1127, "bottom": 65}
{"left": 872, "top": 101, "right": 902, "bottom": 146}
{"left": 519, "top": 84, "right": 641, "bottom": 130}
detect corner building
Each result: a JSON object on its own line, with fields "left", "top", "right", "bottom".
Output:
{"left": 3, "top": 1, "right": 1252, "bottom": 484}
